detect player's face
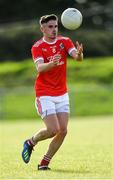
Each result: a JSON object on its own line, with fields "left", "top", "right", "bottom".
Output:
{"left": 41, "top": 20, "right": 58, "bottom": 40}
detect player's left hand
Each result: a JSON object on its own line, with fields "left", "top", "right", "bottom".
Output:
{"left": 76, "top": 41, "right": 83, "bottom": 55}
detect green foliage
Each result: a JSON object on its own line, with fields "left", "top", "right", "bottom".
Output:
{"left": 0, "top": 27, "right": 42, "bottom": 61}
{"left": 0, "top": 0, "right": 74, "bottom": 23}
{"left": 0, "top": 57, "right": 113, "bottom": 87}
{"left": 66, "top": 30, "right": 113, "bottom": 57}
{"left": 0, "top": 29, "right": 113, "bottom": 60}
{"left": 0, "top": 0, "right": 112, "bottom": 29}
{"left": 0, "top": 0, "right": 113, "bottom": 60}
{"left": 69, "top": 84, "right": 113, "bottom": 117}
{"left": 0, "top": 60, "right": 36, "bottom": 87}
{"left": 1, "top": 83, "right": 112, "bottom": 120}
{"left": 0, "top": 117, "right": 112, "bottom": 179}
{"left": 67, "top": 56, "right": 113, "bottom": 84}
{"left": 0, "top": 57, "right": 113, "bottom": 119}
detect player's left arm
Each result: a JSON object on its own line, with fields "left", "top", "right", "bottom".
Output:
{"left": 70, "top": 41, "right": 83, "bottom": 61}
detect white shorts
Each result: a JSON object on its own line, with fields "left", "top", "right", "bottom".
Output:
{"left": 35, "top": 93, "right": 70, "bottom": 119}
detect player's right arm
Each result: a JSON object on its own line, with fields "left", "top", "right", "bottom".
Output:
{"left": 35, "top": 54, "right": 61, "bottom": 73}
{"left": 35, "top": 60, "right": 56, "bottom": 73}
{"left": 32, "top": 44, "right": 61, "bottom": 73}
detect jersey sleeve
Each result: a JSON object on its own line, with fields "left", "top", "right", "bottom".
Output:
{"left": 64, "top": 37, "right": 77, "bottom": 55}
{"left": 31, "top": 46, "right": 44, "bottom": 63}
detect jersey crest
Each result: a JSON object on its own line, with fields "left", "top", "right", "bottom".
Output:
{"left": 50, "top": 46, "right": 57, "bottom": 53}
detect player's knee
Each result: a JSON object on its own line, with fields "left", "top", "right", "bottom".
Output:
{"left": 48, "top": 127, "right": 60, "bottom": 137}
{"left": 60, "top": 128, "right": 67, "bottom": 137}
{"left": 52, "top": 127, "right": 60, "bottom": 136}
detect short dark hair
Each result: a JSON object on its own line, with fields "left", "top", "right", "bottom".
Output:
{"left": 39, "top": 14, "right": 58, "bottom": 25}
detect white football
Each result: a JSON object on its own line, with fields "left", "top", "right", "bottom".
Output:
{"left": 61, "top": 8, "right": 83, "bottom": 30}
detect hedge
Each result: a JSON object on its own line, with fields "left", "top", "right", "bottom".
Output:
{"left": 0, "top": 27, "right": 113, "bottom": 61}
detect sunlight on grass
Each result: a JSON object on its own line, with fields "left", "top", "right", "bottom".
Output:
{"left": 0, "top": 116, "right": 113, "bottom": 179}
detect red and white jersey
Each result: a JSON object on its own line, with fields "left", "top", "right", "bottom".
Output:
{"left": 31, "top": 35, "right": 76, "bottom": 96}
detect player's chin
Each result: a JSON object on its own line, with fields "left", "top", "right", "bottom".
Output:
{"left": 51, "top": 35, "right": 57, "bottom": 39}
{"left": 52, "top": 33, "right": 57, "bottom": 37}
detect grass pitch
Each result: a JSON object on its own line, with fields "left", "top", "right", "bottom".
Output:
{"left": 0, "top": 116, "right": 113, "bottom": 179}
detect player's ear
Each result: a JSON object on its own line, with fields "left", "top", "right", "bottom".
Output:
{"left": 40, "top": 24, "right": 46, "bottom": 33}
{"left": 40, "top": 26, "right": 44, "bottom": 33}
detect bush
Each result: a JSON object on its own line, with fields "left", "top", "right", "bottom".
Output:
{"left": 0, "top": 27, "right": 113, "bottom": 61}
{"left": 65, "top": 29, "right": 113, "bottom": 57}
{"left": 0, "top": 27, "right": 42, "bottom": 61}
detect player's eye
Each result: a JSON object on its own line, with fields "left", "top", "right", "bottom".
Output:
{"left": 48, "top": 25, "right": 54, "bottom": 28}
{"left": 48, "top": 25, "right": 58, "bottom": 28}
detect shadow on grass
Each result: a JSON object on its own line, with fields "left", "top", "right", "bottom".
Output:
{"left": 52, "top": 168, "right": 91, "bottom": 174}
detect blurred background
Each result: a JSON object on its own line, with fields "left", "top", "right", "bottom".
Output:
{"left": 0, "top": 0, "right": 113, "bottom": 120}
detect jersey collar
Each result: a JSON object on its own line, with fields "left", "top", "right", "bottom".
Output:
{"left": 43, "top": 37, "right": 57, "bottom": 44}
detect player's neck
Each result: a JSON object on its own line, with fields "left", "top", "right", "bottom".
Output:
{"left": 43, "top": 36, "right": 57, "bottom": 44}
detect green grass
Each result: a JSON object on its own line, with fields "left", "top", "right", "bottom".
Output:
{"left": 69, "top": 83, "right": 113, "bottom": 116}
{"left": 0, "top": 56, "right": 113, "bottom": 118}
{"left": 0, "top": 60, "right": 36, "bottom": 87}
{"left": 0, "top": 56, "right": 113, "bottom": 87}
{"left": 0, "top": 117, "right": 112, "bottom": 179}
{"left": 0, "top": 83, "right": 113, "bottom": 120}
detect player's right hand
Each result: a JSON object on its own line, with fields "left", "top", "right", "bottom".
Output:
{"left": 53, "top": 54, "right": 61, "bottom": 65}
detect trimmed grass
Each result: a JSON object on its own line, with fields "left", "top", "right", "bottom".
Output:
{"left": 67, "top": 56, "right": 113, "bottom": 84}
{"left": 0, "top": 117, "right": 113, "bottom": 179}
{"left": 69, "top": 83, "right": 113, "bottom": 116}
{"left": 0, "top": 56, "right": 113, "bottom": 87}
{"left": 0, "top": 83, "right": 113, "bottom": 120}
{"left": 0, "top": 56, "right": 113, "bottom": 118}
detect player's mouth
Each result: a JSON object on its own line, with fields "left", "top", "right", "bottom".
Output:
{"left": 52, "top": 31, "right": 57, "bottom": 36}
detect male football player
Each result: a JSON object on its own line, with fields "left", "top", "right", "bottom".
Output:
{"left": 22, "top": 14, "right": 83, "bottom": 170}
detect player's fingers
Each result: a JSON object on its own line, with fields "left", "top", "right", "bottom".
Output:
{"left": 77, "top": 46, "right": 83, "bottom": 55}
{"left": 76, "top": 41, "right": 82, "bottom": 52}
{"left": 54, "top": 54, "right": 61, "bottom": 61}
{"left": 77, "top": 44, "right": 83, "bottom": 54}
{"left": 54, "top": 54, "right": 61, "bottom": 58}
{"left": 76, "top": 41, "right": 80, "bottom": 48}
{"left": 53, "top": 60, "right": 59, "bottom": 65}
{"left": 79, "top": 46, "right": 83, "bottom": 53}
{"left": 80, "top": 44, "right": 83, "bottom": 51}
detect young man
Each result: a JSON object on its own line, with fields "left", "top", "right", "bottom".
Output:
{"left": 22, "top": 14, "right": 83, "bottom": 170}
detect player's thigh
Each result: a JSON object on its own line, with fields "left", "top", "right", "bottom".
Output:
{"left": 35, "top": 97, "right": 55, "bottom": 119}
{"left": 43, "top": 114, "right": 60, "bottom": 134}
{"left": 36, "top": 97, "right": 60, "bottom": 133}
{"left": 56, "top": 100, "right": 70, "bottom": 131}
{"left": 57, "top": 112, "right": 69, "bottom": 132}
